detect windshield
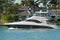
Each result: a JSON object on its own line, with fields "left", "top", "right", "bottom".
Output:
{"left": 35, "top": 13, "right": 51, "bottom": 17}
{"left": 26, "top": 20, "right": 41, "bottom": 23}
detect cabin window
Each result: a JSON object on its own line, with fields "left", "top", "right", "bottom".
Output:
{"left": 35, "top": 13, "right": 40, "bottom": 16}
{"left": 26, "top": 20, "right": 41, "bottom": 23}
{"left": 40, "top": 13, "right": 47, "bottom": 16}
{"left": 35, "top": 13, "right": 48, "bottom": 17}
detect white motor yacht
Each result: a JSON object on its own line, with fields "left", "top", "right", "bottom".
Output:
{"left": 3, "top": 10, "right": 56, "bottom": 29}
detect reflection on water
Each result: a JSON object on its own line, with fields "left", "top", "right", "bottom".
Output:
{"left": 0, "top": 26, "right": 58, "bottom": 32}
{"left": 7, "top": 29, "right": 51, "bottom": 32}
{"left": 7, "top": 27, "right": 54, "bottom": 32}
{"left": 0, "top": 26, "right": 60, "bottom": 40}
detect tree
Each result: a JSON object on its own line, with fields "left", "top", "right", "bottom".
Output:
{"left": 1, "top": 10, "right": 10, "bottom": 23}
{"left": 1, "top": 3, "right": 20, "bottom": 23}
{"left": 0, "top": 0, "right": 15, "bottom": 23}
{"left": 0, "top": 0, "right": 15, "bottom": 17}
{"left": 50, "top": 0, "right": 58, "bottom": 9}
{"left": 21, "top": 0, "right": 34, "bottom": 6}
{"left": 50, "top": 0, "right": 57, "bottom": 5}
{"left": 8, "top": 3, "right": 20, "bottom": 14}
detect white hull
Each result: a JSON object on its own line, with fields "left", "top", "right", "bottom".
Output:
{"left": 4, "top": 21, "right": 56, "bottom": 29}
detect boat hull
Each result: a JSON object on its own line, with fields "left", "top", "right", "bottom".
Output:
{"left": 4, "top": 25, "right": 53, "bottom": 29}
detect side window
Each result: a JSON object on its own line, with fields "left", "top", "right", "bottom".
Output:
{"left": 34, "top": 20, "right": 41, "bottom": 23}
{"left": 27, "top": 20, "right": 41, "bottom": 23}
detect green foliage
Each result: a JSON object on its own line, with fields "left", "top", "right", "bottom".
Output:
{"left": 8, "top": 3, "right": 20, "bottom": 14}
{"left": 56, "top": 19, "right": 60, "bottom": 25}
{"left": 0, "top": 0, "right": 15, "bottom": 11}
{"left": 19, "top": 16, "right": 26, "bottom": 21}
{"left": 0, "top": 0, "right": 15, "bottom": 21}
{"left": 57, "top": 0, "right": 60, "bottom": 4}
{"left": 21, "top": 0, "right": 34, "bottom": 6}
{"left": 50, "top": 0, "right": 60, "bottom": 9}
{"left": 50, "top": 0, "right": 57, "bottom": 5}
{"left": 1, "top": 11, "right": 9, "bottom": 23}
{"left": 0, "top": 1, "right": 20, "bottom": 23}
{"left": 1, "top": 16, "right": 9, "bottom": 23}
{"left": 1, "top": 10, "right": 19, "bottom": 23}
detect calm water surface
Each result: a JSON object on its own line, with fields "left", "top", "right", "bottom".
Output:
{"left": 0, "top": 26, "right": 60, "bottom": 40}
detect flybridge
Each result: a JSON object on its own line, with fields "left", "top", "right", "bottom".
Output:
{"left": 34, "top": 10, "right": 51, "bottom": 19}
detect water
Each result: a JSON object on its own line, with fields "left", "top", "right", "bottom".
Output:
{"left": 0, "top": 26, "right": 60, "bottom": 40}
